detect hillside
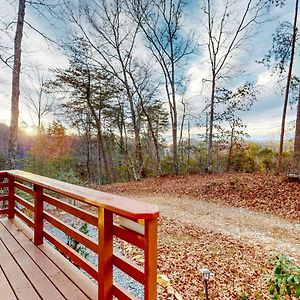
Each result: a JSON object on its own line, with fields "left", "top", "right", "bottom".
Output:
{"left": 99, "top": 173, "right": 300, "bottom": 221}
{"left": 97, "top": 173, "right": 300, "bottom": 299}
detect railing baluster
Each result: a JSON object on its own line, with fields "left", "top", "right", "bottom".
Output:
{"left": 33, "top": 184, "right": 44, "bottom": 245}
{"left": 0, "top": 171, "right": 160, "bottom": 299}
{"left": 144, "top": 218, "right": 158, "bottom": 300}
{"left": 8, "top": 175, "right": 15, "bottom": 219}
{"left": 98, "top": 207, "right": 113, "bottom": 300}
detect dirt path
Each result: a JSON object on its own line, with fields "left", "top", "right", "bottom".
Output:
{"left": 128, "top": 194, "right": 300, "bottom": 259}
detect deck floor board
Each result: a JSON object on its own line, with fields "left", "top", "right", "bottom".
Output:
{"left": 0, "top": 265, "right": 17, "bottom": 300}
{"left": 0, "top": 218, "right": 95, "bottom": 300}
{"left": 0, "top": 226, "right": 40, "bottom": 300}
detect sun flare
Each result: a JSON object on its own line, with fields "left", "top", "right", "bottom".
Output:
{"left": 24, "top": 126, "right": 36, "bottom": 136}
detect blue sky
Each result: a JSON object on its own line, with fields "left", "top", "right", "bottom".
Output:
{"left": 0, "top": 0, "right": 298, "bottom": 141}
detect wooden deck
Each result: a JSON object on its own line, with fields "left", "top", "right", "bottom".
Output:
{"left": 0, "top": 170, "right": 159, "bottom": 299}
{"left": 0, "top": 217, "right": 97, "bottom": 300}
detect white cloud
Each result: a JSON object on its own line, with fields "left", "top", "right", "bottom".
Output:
{"left": 0, "top": 0, "right": 297, "bottom": 142}
{"left": 0, "top": 1, "right": 69, "bottom": 127}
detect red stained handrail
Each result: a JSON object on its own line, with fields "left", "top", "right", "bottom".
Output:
{"left": 8, "top": 170, "right": 159, "bottom": 220}
{"left": 0, "top": 170, "right": 159, "bottom": 300}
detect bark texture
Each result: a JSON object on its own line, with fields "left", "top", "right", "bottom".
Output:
{"left": 278, "top": 0, "right": 299, "bottom": 172}
{"left": 293, "top": 84, "right": 300, "bottom": 173}
{"left": 8, "top": 0, "right": 26, "bottom": 169}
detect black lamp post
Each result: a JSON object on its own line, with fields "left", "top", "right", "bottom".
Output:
{"left": 200, "top": 268, "right": 211, "bottom": 300}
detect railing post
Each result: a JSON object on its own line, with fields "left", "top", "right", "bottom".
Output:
{"left": 144, "top": 218, "right": 158, "bottom": 300}
{"left": 8, "top": 176, "right": 15, "bottom": 219}
{"left": 98, "top": 207, "right": 113, "bottom": 300}
{"left": 33, "top": 184, "right": 43, "bottom": 245}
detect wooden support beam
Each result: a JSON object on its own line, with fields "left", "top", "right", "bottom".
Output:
{"left": 144, "top": 218, "right": 158, "bottom": 300}
{"left": 98, "top": 208, "right": 113, "bottom": 300}
{"left": 33, "top": 184, "right": 43, "bottom": 245}
{"left": 8, "top": 176, "right": 15, "bottom": 219}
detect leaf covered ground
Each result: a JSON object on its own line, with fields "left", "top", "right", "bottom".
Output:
{"left": 156, "top": 216, "right": 269, "bottom": 299}
{"left": 99, "top": 173, "right": 300, "bottom": 221}
{"left": 98, "top": 173, "right": 300, "bottom": 299}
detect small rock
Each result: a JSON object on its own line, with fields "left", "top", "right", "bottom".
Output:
{"left": 157, "top": 274, "right": 170, "bottom": 288}
{"left": 167, "top": 285, "right": 175, "bottom": 295}
{"left": 132, "top": 254, "right": 145, "bottom": 264}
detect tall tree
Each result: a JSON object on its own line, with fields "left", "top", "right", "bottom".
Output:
{"left": 202, "top": 0, "right": 270, "bottom": 172}
{"left": 6, "top": 0, "right": 68, "bottom": 168}
{"left": 64, "top": 0, "right": 149, "bottom": 179}
{"left": 260, "top": 0, "right": 299, "bottom": 172}
{"left": 8, "top": 0, "right": 25, "bottom": 169}
{"left": 23, "top": 68, "right": 55, "bottom": 135}
{"left": 278, "top": 0, "right": 299, "bottom": 171}
{"left": 293, "top": 80, "right": 300, "bottom": 173}
{"left": 214, "top": 82, "right": 257, "bottom": 171}
{"left": 128, "top": 0, "right": 195, "bottom": 175}
{"left": 50, "top": 40, "right": 118, "bottom": 183}
{"left": 127, "top": 63, "right": 169, "bottom": 174}
{"left": 285, "top": 77, "right": 300, "bottom": 173}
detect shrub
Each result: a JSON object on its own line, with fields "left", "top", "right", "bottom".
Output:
{"left": 268, "top": 254, "right": 300, "bottom": 299}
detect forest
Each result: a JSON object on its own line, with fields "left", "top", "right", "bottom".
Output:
{"left": 0, "top": 1, "right": 300, "bottom": 299}
{"left": 0, "top": 0, "right": 299, "bottom": 185}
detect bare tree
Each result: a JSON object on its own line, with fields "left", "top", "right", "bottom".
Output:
{"left": 277, "top": 0, "right": 299, "bottom": 171}
{"left": 8, "top": 0, "right": 26, "bottom": 169}
{"left": 23, "top": 68, "right": 55, "bottom": 134}
{"left": 127, "top": 62, "right": 168, "bottom": 175}
{"left": 63, "top": 0, "right": 150, "bottom": 179}
{"left": 202, "top": 0, "right": 269, "bottom": 172}
{"left": 259, "top": 0, "right": 299, "bottom": 172}
{"left": 293, "top": 80, "right": 300, "bottom": 173}
{"left": 128, "top": 0, "right": 195, "bottom": 175}
{"left": 6, "top": 0, "right": 68, "bottom": 168}
{"left": 284, "top": 77, "right": 300, "bottom": 174}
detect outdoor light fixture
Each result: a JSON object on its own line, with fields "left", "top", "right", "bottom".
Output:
{"left": 200, "top": 268, "right": 211, "bottom": 300}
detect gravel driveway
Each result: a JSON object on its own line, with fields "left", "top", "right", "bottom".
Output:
{"left": 129, "top": 194, "right": 300, "bottom": 260}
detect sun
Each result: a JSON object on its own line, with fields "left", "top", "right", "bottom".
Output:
{"left": 24, "top": 126, "right": 37, "bottom": 136}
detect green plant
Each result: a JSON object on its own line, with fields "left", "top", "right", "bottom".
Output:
{"left": 268, "top": 254, "right": 300, "bottom": 299}
{"left": 67, "top": 222, "right": 90, "bottom": 259}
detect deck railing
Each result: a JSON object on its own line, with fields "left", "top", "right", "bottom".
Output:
{"left": 0, "top": 170, "right": 159, "bottom": 300}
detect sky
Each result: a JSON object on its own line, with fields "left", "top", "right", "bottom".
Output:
{"left": 0, "top": 0, "right": 298, "bottom": 141}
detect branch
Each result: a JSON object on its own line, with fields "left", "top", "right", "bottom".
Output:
{"left": 24, "top": 21, "right": 63, "bottom": 48}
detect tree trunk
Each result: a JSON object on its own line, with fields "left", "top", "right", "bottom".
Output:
{"left": 140, "top": 102, "right": 161, "bottom": 175}
{"left": 123, "top": 122, "right": 130, "bottom": 180}
{"left": 172, "top": 114, "right": 178, "bottom": 175}
{"left": 85, "top": 123, "right": 92, "bottom": 183}
{"left": 293, "top": 84, "right": 300, "bottom": 173}
{"left": 116, "top": 46, "right": 144, "bottom": 179}
{"left": 96, "top": 134, "right": 102, "bottom": 184}
{"left": 171, "top": 52, "right": 178, "bottom": 175}
{"left": 179, "top": 98, "right": 186, "bottom": 166}
{"left": 85, "top": 70, "right": 111, "bottom": 184}
{"left": 7, "top": 0, "right": 25, "bottom": 169}
{"left": 277, "top": 0, "right": 299, "bottom": 173}
{"left": 125, "top": 90, "right": 143, "bottom": 179}
{"left": 117, "top": 103, "right": 130, "bottom": 179}
{"left": 227, "top": 126, "right": 235, "bottom": 172}
{"left": 187, "top": 120, "right": 191, "bottom": 174}
{"left": 96, "top": 112, "right": 111, "bottom": 184}
{"left": 105, "top": 132, "right": 117, "bottom": 183}
{"left": 207, "top": 75, "right": 216, "bottom": 173}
